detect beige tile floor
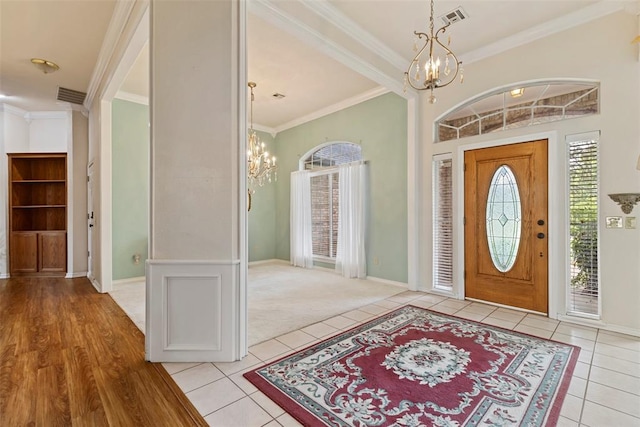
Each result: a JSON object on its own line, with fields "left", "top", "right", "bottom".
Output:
{"left": 158, "top": 291, "right": 640, "bottom": 427}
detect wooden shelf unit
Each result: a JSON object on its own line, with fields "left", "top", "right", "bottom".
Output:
{"left": 8, "top": 153, "right": 67, "bottom": 276}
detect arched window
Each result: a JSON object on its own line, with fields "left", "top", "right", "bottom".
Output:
{"left": 301, "top": 142, "right": 362, "bottom": 260}
{"left": 435, "top": 80, "right": 599, "bottom": 142}
{"left": 300, "top": 142, "right": 362, "bottom": 170}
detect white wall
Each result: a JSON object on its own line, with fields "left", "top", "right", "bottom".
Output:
{"left": 146, "top": 0, "right": 246, "bottom": 361}
{"left": 0, "top": 106, "right": 72, "bottom": 277}
{"left": 421, "top": 11, "right": 640, "bottom": 334}
{"left": 72, "top": 111, "right": 88, "bottom": 276}
{"left": 28, "top": 113, "right": 70, "bottom": 152}
{"left": 3, "top": 105, "right": 29, "bottom": 152}
{"left": 2, "top": 108, "right": 69, "bottom": 153}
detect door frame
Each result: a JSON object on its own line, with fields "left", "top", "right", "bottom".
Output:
{"left": 87, "top": 162, "right": 94, "bottom": 283}
{"left": 456, "top": 131, "right": 562, "bottom": 319}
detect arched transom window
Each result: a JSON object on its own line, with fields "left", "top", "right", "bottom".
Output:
{"left": 436, "top": 81, "right": 599, "bottom": 142}
{"left": 301, "top": 142, "right": 362, "bottom": 170}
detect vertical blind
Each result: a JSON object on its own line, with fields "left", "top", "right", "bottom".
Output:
{"left": 568, "top": 134, "right": 599, "bottom": 316}
{"left": 433, "top": 156, "right": 453, "bottom": 291}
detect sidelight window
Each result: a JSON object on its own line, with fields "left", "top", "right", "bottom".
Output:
{"left": 433, "top": 155, "right": 453, "bottom": 291}
{"left": 567, "top": 132, "right": 600, "bottom": 317}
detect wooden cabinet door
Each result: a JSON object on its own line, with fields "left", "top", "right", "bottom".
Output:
{"left": 39, "top": 232, "right": 67, "bottom": 273}
{"left": 11, "top": 232, "right": 38, "bottom": 273}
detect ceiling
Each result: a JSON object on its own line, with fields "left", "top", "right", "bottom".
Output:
{"left": 1, "top": 0, "right": 636, "bottom": 131}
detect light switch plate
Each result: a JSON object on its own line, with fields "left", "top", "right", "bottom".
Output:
{"left": 625, "top": 217, "right": 636, "bottom": 229}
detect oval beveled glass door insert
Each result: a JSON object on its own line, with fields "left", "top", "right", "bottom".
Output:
{"left": 486, "top": 165, "right": 522, "bottom": 272}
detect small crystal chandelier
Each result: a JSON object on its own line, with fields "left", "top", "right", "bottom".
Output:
{"left": 404, "top": 0, "right": 463, "bottom": 104}
{"left": 247, "top": 82, "right": 276, "bottom": 190}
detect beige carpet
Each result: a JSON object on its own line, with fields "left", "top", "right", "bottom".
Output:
{"left": 109, "top": 262, "right": 406, "bottom": 347}
{"left": 248, "top": 262, "right": 405, "bottom": 346}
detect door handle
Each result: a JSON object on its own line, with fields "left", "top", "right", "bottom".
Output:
{"left": 537, "top": 232, "right": 545, "bottom": 239}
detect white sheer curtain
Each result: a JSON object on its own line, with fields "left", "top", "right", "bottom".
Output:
{"left": 290, "top": 170, "right": 313, "bottom": 268}
{"left": 336, "top": 162, "right": 367, "bottom": 278}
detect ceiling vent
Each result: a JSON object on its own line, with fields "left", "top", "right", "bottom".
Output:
{"left": 440, "top": 6, "right": 468, "bottom": 26}
{"left": 57, "top": 87, "right": 86, "bottom": 105}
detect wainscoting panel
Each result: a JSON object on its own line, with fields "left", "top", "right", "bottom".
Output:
{"left": 146, "top": 260, "right": 240, "bottom": 362}
{"left": 165, "top": 275, "right": 221, "bottom": 350}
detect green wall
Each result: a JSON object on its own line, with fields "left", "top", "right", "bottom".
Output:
{"left": 270, "top": 92, "right": 408, "bottom": 283}
{"left": 112, "top": 99, "right": 149, "bottom": 280}
{"left": 110, "top": 95, "right": 407, "bottom": 282}
{"left": 248, "top": 130, "right": 277, "bottom": 262}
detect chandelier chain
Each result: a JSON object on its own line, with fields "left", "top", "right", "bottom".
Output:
{"left": 403, "top": 0, "right": 463, "bottom": 103}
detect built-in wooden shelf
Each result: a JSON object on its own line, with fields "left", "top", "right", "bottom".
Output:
{"left": 8, "top": 153, "right": 67, "bottom": 276}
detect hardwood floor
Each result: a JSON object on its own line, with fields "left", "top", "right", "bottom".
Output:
{"left": 0, "top": 276, "right": 207, "bottom": 426}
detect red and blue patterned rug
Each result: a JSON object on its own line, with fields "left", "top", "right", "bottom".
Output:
{"left": 245, "top": 305, "right": 579, "bottom": 426}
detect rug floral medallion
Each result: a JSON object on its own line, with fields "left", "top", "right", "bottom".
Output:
{"left": 245, "top": 306, "right": 580, "bottom": 427}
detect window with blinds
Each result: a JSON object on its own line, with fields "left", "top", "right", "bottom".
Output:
{"left": 303, "top": 142, "right": 362, "bottom": 260}
{"left": 567, "top": 132, "right": 599, "bottom": 316}
{"left": 433, "top": 155, "right": 453, "bottom": 291}
{"left": 311, "top": 173, "right": 339, "bottom": 258}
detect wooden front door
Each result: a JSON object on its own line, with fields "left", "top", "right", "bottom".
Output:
{"left": 464, "top": 140, "right": 548, "bottom": 313}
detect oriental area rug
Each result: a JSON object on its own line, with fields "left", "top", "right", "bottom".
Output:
{"left": 244, "top": 305, "right": 579, "bottom": 426}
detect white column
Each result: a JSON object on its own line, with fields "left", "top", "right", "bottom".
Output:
{"left": 146, "top": 0, "right": 247, "bottom": 362}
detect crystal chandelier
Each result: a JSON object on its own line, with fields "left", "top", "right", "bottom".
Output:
{"left": 404, "top": 0, "right": 463, "bottom": 104}
{"left": 247, "top": 82, "right": 276, "bottom": 190}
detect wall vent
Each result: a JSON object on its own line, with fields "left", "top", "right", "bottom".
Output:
{"left": 440, "top": 6, "right": 468, "bottom": 26}
{"left": 57, "top": 87, "right": 86, "bottom": 105}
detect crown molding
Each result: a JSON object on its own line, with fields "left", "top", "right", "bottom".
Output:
{"left": 461, "top": 0, "right": 628, "bottom": 65}
{"left": 274, "top": 86, "right": 390, "bottom": 134}
{"left": 25, "top": 111, "right": 71, "bottom": 120}
{"left": 300, "top": 0, "right": 406, "bottom": 72}
{"left": 115, "top": 90, "right": 149, "bottom": 105}
{"left": 84, "top": 1, "right": 138, "bottom": 109}
{"left": 84, "top": 0, "right": 149, "bottom": 110}
{"left": 252, "top": 124, "right": 277, "bottom": 137}
{"left": 0, "top": 103, "right": 28, "bottom": 118}
{"left": 0, "top": 103, "right": 76, "bottom": 119}
{"left": 250, "top": 0, "right": 409, "bottom": 99}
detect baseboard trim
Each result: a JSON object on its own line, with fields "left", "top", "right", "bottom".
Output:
{"left": 88, "top": 275, "right": 102, "bottom": 293}
{"left": 366, "top": 276, "right": 408, "bottom": 289}
{"left": 66, "top": 271, "right": 89, "bottom": 279}
{"left": 113, "top": 276, "right": 146, "bottom": 285}
{"left": 426, "top": 288, "right": 458, "bottom": 298}
{"left": 0, "top": 274, "right": 9, "bottom": 279}
{"left": 557, "top": 314, "right": 640, "bottom": 338}
{"left": 248, "top": 258, "right": 288, "bottom": 266}
{"left": 599, "top": 324, "right": 640, "bottom": 338}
